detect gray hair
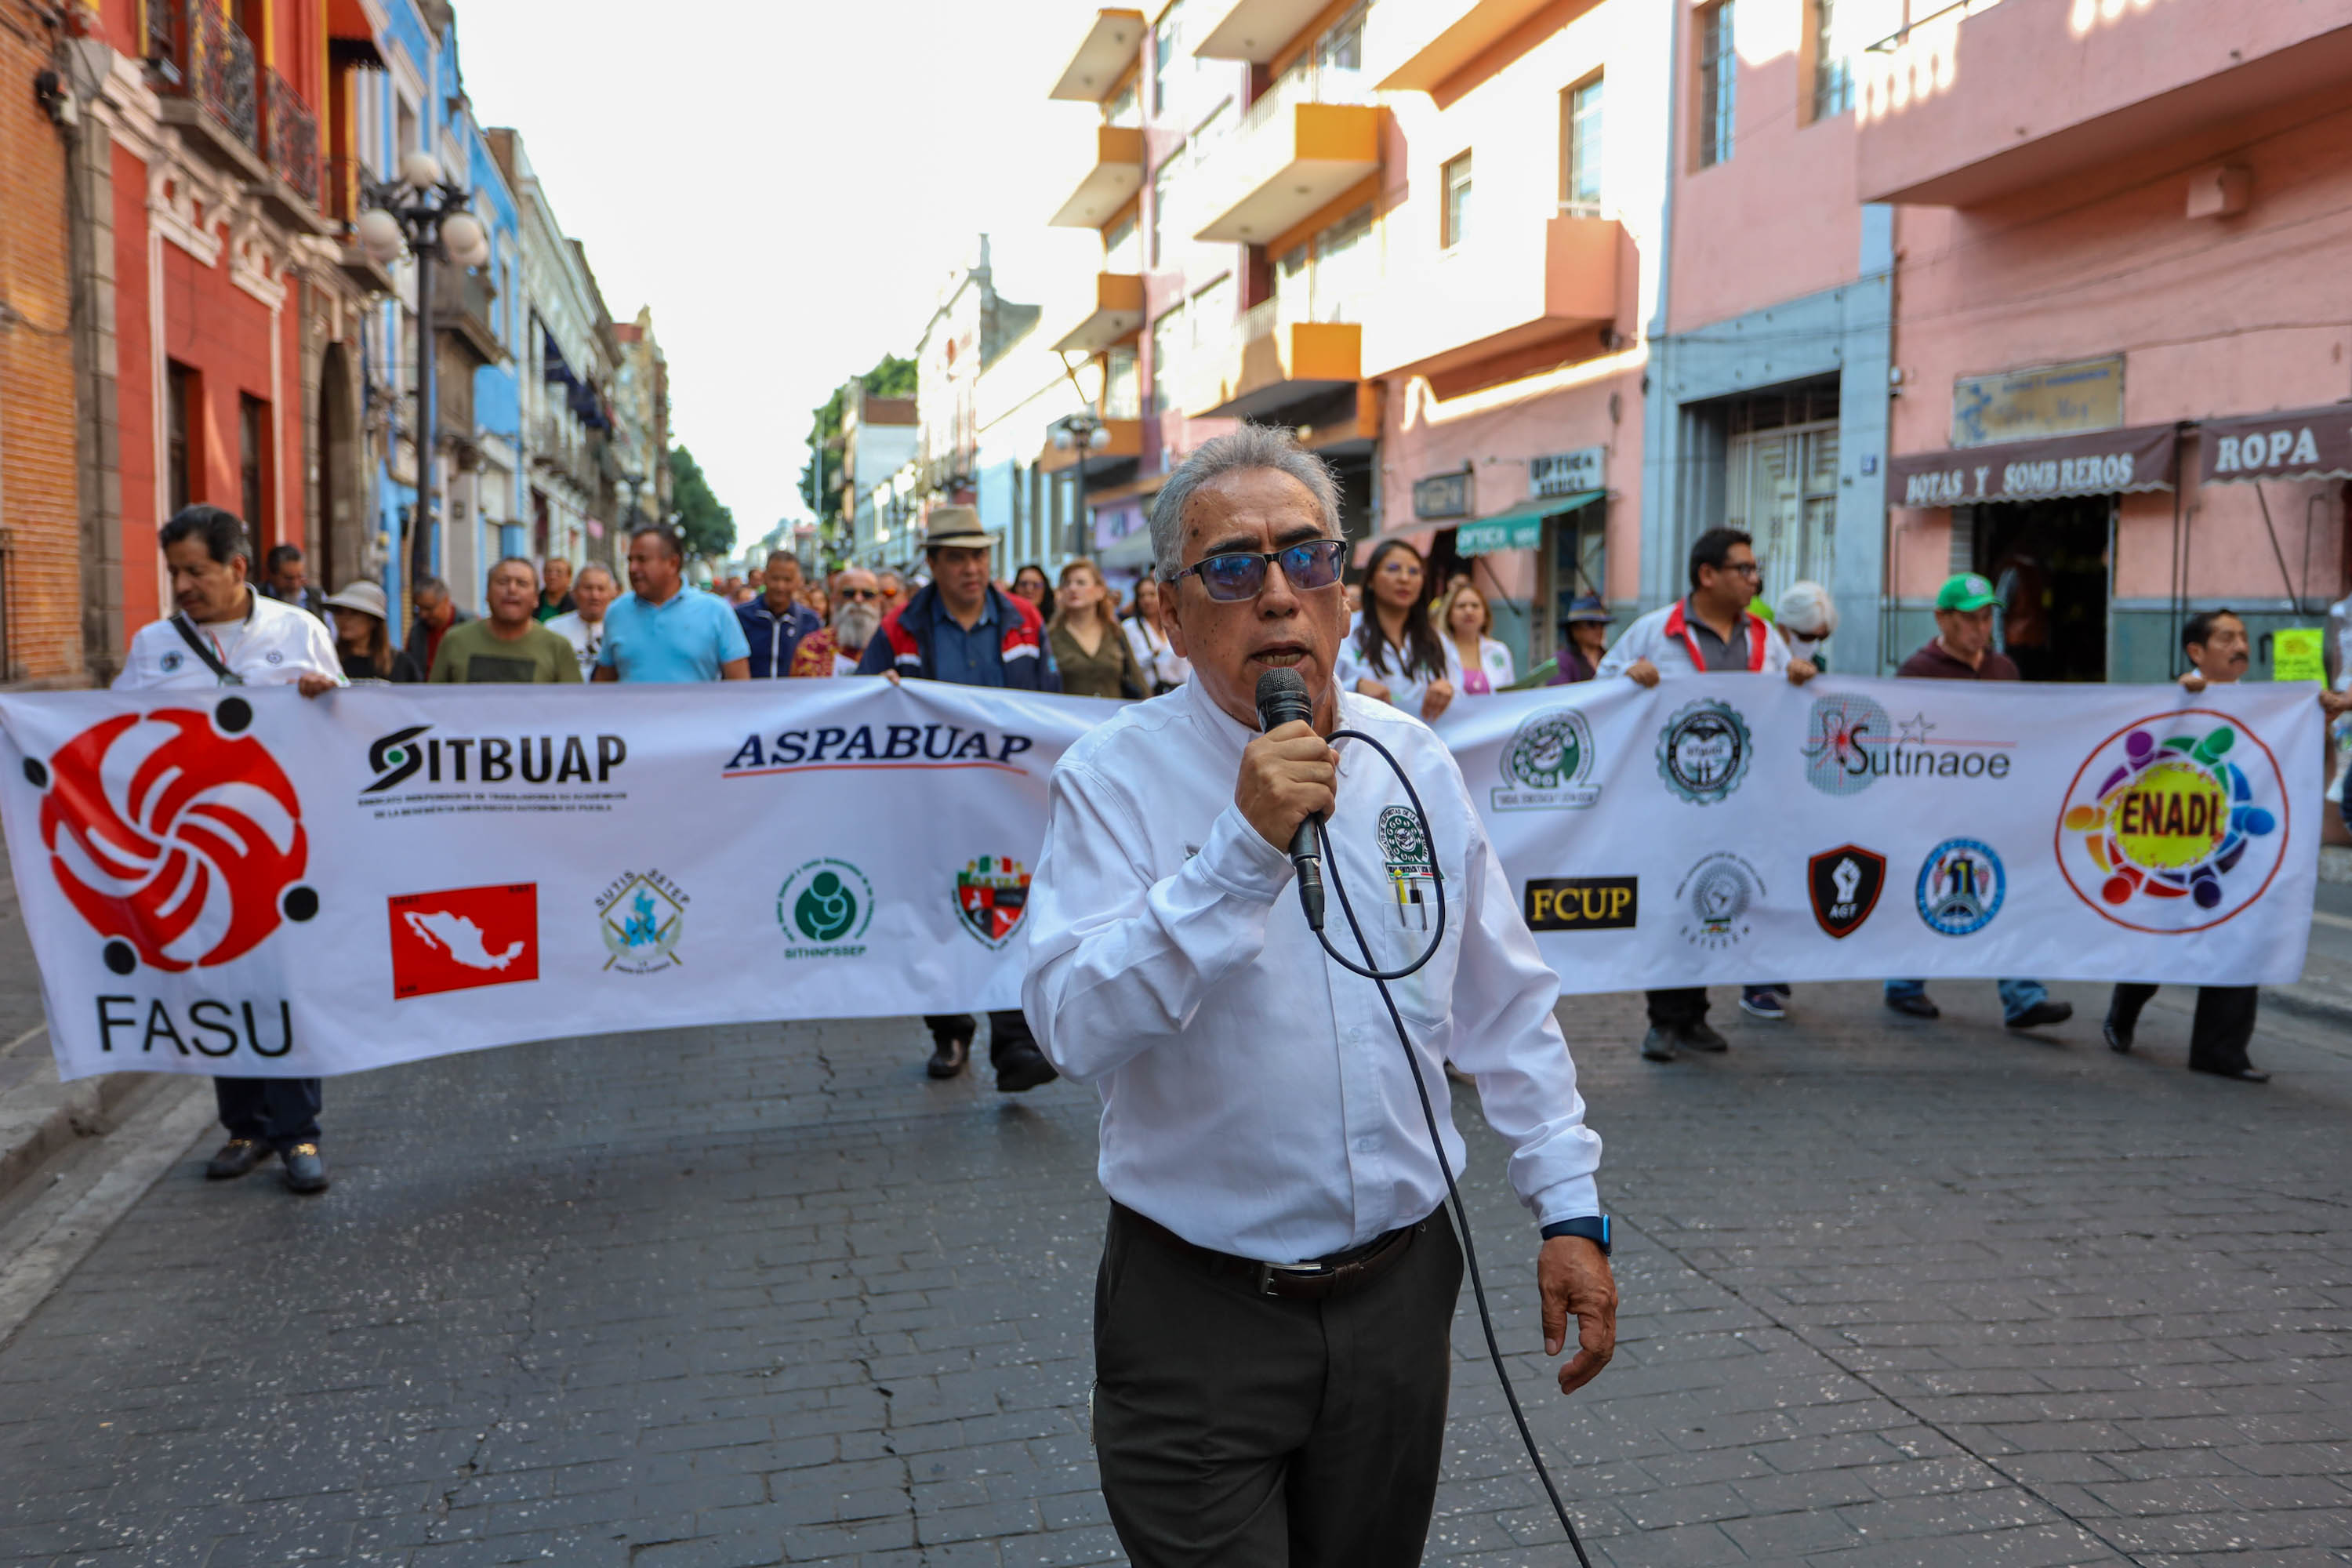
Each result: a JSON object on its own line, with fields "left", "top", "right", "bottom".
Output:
{"left": 1773, "top": 579, "right": 1839, "bottom": 637}
{"left": 1149, "top": 424, "right": 1341, "bottom": 581}
{"left": 575, "top": 563, "right": 619, "bottom": 589}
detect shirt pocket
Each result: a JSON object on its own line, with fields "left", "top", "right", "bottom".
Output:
{"left": 1341, "top": 802, "right": 1461, "bottom": 1028}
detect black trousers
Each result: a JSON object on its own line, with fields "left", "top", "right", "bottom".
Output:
{"left": 2108, "top": 984, "right": 2259, "bottom": 1071}
{"left": 1092, "top": 1203, "right": 1462, "bottom": 1567}
{"left": 1646, "top": 986, "right": 1710, "bottom": 1029}
{"left": 214, "top": 1076, "right": 322, "bottom": 1149}
{"left": 922, "top": 1011, "right": 1036, "bottom": 1065}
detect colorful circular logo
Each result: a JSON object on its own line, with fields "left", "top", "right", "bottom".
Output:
{"left": 1657, "top": 699, "right": 1751, "bottom": 805}
{"left": 1505, "top": 710, "right": 1592, "bottom": 791}
{"left": 33, "top": 701, "right": 312, "bottom": 973}
{"left": 2056, "top": 712, "right": 2286, "bottom": 931}
{"left": 1917, "top": 838, "right": 2005, "bottom": 936}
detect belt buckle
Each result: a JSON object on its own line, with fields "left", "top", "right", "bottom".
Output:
{"left": 1255, "top": 1260, "right": 1331, "bottom": 1297}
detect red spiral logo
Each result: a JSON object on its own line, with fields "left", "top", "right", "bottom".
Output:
{"left": 37, "top": 705, "right": 310, "bottom": 973}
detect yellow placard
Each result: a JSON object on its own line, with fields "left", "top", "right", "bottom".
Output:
{"left": 2274, "top": 626, "right": 2325, "bottom": 683}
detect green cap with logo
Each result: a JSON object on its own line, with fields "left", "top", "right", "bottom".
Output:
{"left": 1935, "top": 572, "right": 1998, "bottom": 612}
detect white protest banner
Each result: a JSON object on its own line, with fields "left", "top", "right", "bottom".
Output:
{"left": 1433, "top": 677, "right": 2321, "bottom": 995}
{"left": 0, "top": 674, "right": 2321, "bottom": 1081}
{"left": 0, "top": 681, "right": 1111, "bottom": 1081}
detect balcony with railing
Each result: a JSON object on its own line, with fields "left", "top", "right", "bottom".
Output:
{"left": 1049, "top": 124, "right": 1146, "bottom": 228}
{"left": 1856, "top": 0, "right": 2352, "bottom": 206}
{"left": 435, "top": 261, "right": 505, "bottom": 367}
{"left": 1363, "top": 210, "right": 1624, "bottom": 383}
{"left": 147, "top": 0, "right": 265, "bottom": 181}
{"left": 261, "top": 67, "right": 323, "bottom": 223}
{"left": 1191, "top": 66, "right": 1380, "bottom": 244}
{"left": 1186, "top": 294, "right": 1363, "bottom": 420}
{"left": 323, "top": 155, "right": 396, "bottom": 294}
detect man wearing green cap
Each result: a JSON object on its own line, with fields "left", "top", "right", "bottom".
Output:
{"left": 1883, "top": 573, "right": 2073, "bottom": 1029}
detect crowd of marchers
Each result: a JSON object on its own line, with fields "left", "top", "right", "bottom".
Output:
{"left": 110, "top": 458, "right": 2352, "bottom": 1196}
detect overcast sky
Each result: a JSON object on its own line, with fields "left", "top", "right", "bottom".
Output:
{"left": 457, "top": 0, "right": 1105, "bottom": 548}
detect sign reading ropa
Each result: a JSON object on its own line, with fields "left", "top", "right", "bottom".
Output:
{"left": 2199, "top": 404, "right": 2352, "bottom": 485}
{"left": 1889, "top": 422, "right": 2178, "bottom": 509}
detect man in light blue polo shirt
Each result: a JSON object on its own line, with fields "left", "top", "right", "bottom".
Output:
{"left": 592, "top": 525, "right": 751, "bottom": 683}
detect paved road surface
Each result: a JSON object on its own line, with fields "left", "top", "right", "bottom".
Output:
{"left": 0, "top": 975, "right": 2347, "bottom": 1567}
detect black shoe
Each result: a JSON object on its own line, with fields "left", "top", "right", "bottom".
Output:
{"left": 926, "top": 1033, "right": 971, "bottom": 1080}
{"left": 1885, "top": 993, "right": 1940, "bottom": 1020}
{"left": 2006, "top": 1000, "right": 2074, "bottom": 1031}
{"left": 2190, "top": 1059, "right": 2270, "bottom": 1083}
{"left": 1680, "top": 1021, "right": 1730, "bottom": 1053}
{"left": 205, "top": 1138, "right": 274, "bottom": 1180}
{"left": 994, "top": 1044, "right": 1058, "bottom": 1093}
{"left": 2103, "top": 1014, "right": 2134, "bottom": 1053}
{"left": 281, "top": 1143, "right": 329, "bottom": 1194}
{"left": 1639, "top": 1027, "right": 1678, "bottom": 1062}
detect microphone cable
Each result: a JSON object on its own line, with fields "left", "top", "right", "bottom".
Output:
{"left": 1310, "top": 725, "right": 1595, "bottom": 1568}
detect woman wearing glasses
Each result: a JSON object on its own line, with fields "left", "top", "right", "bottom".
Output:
{"left": 1336, "top": 538, "right": 1460, "bottom": 724}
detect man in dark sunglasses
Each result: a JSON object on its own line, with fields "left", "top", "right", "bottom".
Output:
{"left": 1023, "top": 426, "right": 1613, "bottom": 1568}
{"left": 786, "top": 565, "right": 886, "bottom": 677}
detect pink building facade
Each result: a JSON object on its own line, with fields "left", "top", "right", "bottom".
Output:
{"left": 1861, "top": 0, "right": 2352, "bottom": 681}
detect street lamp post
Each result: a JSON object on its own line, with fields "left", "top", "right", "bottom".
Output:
{"left": 1050, "top": 409, "right": 1112, "bottom": 559}
{"left": 356, "top": 150, "right": 492, "bottom": 613}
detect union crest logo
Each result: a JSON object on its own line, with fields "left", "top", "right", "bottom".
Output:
{"left": 954, "top": 856, "right": 1031, "bottom": 949}
{"left": 1657, "top": 699, "right": 1751, "bottom": 805}
{"left": 31, "top": 698, "right": 314, "bottom": 975}
{"left": 2056, "top": 711, "right": 2287, "bottom": 932}
{"left": 1492, "top": 707, "right": 1599, "bottom": 811}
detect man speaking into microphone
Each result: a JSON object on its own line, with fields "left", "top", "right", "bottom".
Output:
{"left": 1023, "top": 427, "right": 1614, "bottom": 1566}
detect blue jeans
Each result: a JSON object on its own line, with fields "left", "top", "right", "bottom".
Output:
{"left": 1886, "top": 977, "right": 2049, "bottom": 1024}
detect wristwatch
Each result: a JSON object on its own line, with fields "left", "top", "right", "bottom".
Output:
{"left": 1540, "top": 1215, "right": 1611, "bottom": 1255}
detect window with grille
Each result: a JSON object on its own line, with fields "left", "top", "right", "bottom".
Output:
{"left": 1725, "top": 421, "right": 1839, "bottom": 608}
{"left": 1697, "top": 2, "right": 1736, "bottom": 168}
{"left": 1442, "top": 154, "right": 1473, "bottom": 249}
{"left": 167, "top": 362, "right": 196, "bottom": 515}
{"left": 239, "top": 395, "right": 266, "bottom": 532}
{"left": 1812, "top": 0, "right": 1854, "bottom": 119}
{"left": 1562, "top": 76, "right": 1603, "bottom": 215}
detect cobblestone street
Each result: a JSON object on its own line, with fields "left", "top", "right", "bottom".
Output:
{"left": 0, "top": 977, "right": 2347, "bottom": 1568}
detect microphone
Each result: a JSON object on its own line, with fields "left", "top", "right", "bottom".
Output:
{"left": 1254, "top": 666, "right": 1327, "bottom": 932}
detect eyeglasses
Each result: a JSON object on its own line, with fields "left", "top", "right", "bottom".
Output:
{"left": 837, "top": 587, "right": 880, "bottom": 601}
{"left": 1719, "top": 561, "right": 1763, "bottom": 579}
{"left": 1172, "top": 539, "right": 1348, "bottom": 602}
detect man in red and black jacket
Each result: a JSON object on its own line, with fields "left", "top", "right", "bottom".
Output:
{"left": 858, "top": 506, "right": 1062, "bottom": 1090}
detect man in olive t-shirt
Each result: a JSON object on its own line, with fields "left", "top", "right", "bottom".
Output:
{"left": 429, "top": 558, "right": 585, "bottom": 684}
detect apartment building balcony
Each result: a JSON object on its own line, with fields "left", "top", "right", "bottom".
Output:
{"left": 1050, "top": 125, "right": 1146, "bottom": 228}
{"left": 1857, "top": 0, "right": 2352, "bottom": 206}
{"left": 1195, "top": 0, "right": 1334, "bottom": 60}
{"left": 1192, "top": 70, "right": 1380, "bottom": 244}
{"left": 257, "top": 68, "right": 330, "bottom": 234}
{"left": 1051, "top": 9, "right": 1146, "bottom": 100}
{"left": 435, "top": 263, "right": 504, "bottom": 368}
{"left": 1187, "top": 299, "right": 1363, "bottom": 420}
{"left": 323, "top": 155, "right": 395, "bottom": 293}
{"left": 147, "top": 0, "right": 269, "bottom": 186}
{"left": 1369, "top": 0, "right": 1560, "bottom": 92}
{"left": 1051, "top": 273, "right": 1145, "bottom": 355}
{"left": 1364, "top": 212, "right": 1623, "bottom": 382}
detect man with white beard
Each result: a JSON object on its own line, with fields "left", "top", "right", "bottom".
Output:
{"left": 543, "top": 563, "right": 619, "bottom": 681}
{"left": 789, "top": 566, "right": 885, "bottom": 676}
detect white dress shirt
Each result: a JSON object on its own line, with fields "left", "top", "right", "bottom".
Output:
{"left": 543, "top": 609, "right": 604, "bottom": 681}
{"left": 1022, "top": 677, "right": 1602, "bottom": 1264}
{"left": 1334, "top": 612, "right": 1465, "bottom": 721}
{"left": 1122, "top": 614, "right": 1189, "bottom": 691}
{"left": 114, "top": 590, "right": 343, "bottom": 691}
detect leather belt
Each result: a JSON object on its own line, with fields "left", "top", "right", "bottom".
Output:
{"left": 1115, "top": 1203, "right": 1423, "bottom": 1302}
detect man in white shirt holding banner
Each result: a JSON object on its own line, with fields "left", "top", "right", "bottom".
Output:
{"left": 1024, "top": 427, "right": 1615, "bottom": 1566}
{"left": 113, "top": 505, "right": 343, "bottom": 1194}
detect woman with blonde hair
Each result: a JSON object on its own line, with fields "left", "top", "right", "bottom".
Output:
{"left": 1047, "top": 559, "right": 1148, "bottom": 700}
{"left": 1438, "top": 578, "right": 1515, "bottom": 695}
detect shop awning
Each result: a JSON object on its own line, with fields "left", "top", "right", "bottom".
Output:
{"left": 1454, "top": 490, "right": 1602, "bottom": 556}
{"left": 1888, "top": 423, "right": 2179, "bottom": 508}
{"left": 2199, "top": 403, "right": 2352, "bottom": 485}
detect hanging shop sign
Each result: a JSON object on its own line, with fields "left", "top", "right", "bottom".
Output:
{"left": 1889, "top": 423, "right": 2178, "bottom": 508}
{"left": 1414, "top": 470, "right": 1474, "bottom": 521}
{"left": 1951, "top": 355, "right": 2125, "bottom": 448}
{"left": 1530, "top": 446, "right": 1606, "bottom": 499}
{"left": 2198, "top": 403, "right": 2352, "bottom": 485}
